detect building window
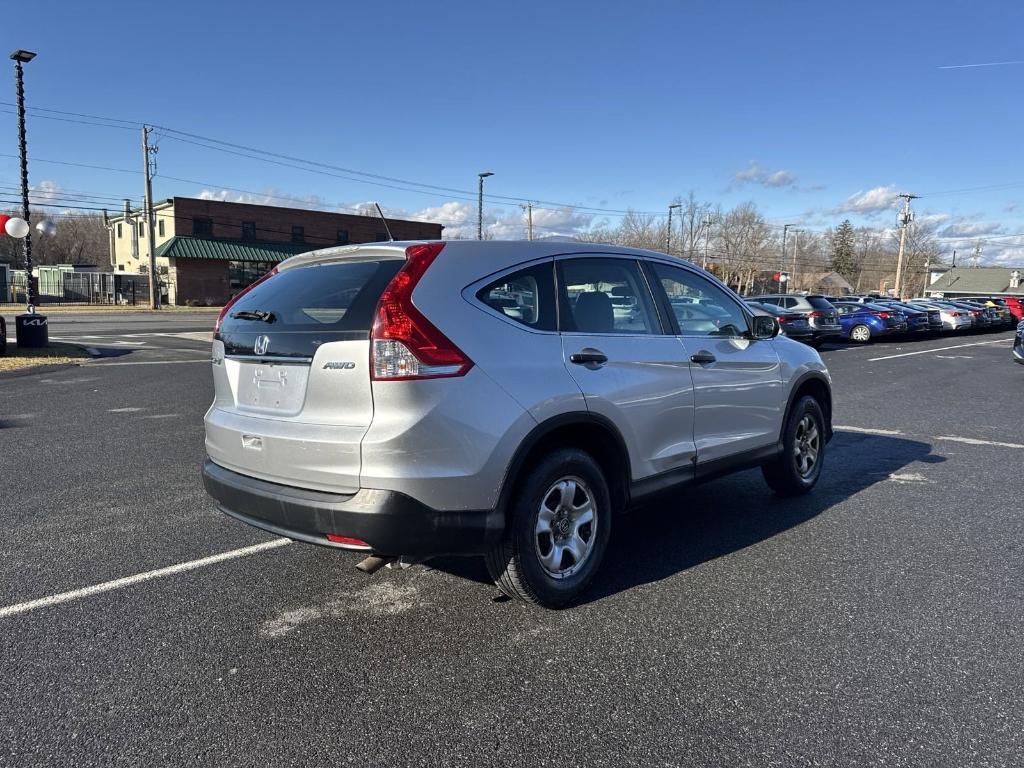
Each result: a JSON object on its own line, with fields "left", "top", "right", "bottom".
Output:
{"left": 158, "top": 219, "right": 165, "bottom": 237}
{"left": 375, "top": 232, "right": 388, "bottom": 242}
{"left": 336, "top": 229, "right": 349, "bottom": 245}
{"left": 242, "top": 221, "right": 256, "bottom": 240}
{"left": 193, "top": 217, "right": 213, "bottom": 237}
{"left": 139, "top": 222, "right": 145, "bottom": 238}
{"left": 117, "top": 223, "right": 122, "bottom": 239}
{"left": 291, "top": 225, "right": 305, "bottom": 244}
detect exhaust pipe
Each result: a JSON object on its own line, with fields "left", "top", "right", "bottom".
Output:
{"left": 356, "top": 555, "right": 394, "bottom": 575}
{"left": 356, "top": 555, "right": 424, "bottom": 574}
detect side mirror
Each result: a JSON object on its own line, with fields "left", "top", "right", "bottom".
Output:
{"left": 749, "top": 314, "right": 779, "bottom": 340}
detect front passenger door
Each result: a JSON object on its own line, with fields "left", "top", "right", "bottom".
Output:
{"left": 646, "top": 262, "right": 784, "bottom": 464}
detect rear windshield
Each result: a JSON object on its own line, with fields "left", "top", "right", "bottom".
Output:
{"left": 807, "top": 297, "right": 836, "bottom": 310}
{"left": 223, "top": 259, "right": 402, "bottom": 334}
{"left": 218, "top": 258, "right": 403, "bottom": 357}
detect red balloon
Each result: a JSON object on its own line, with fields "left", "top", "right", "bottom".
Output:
{"left": 0, "top": 214, "right": 9, "bottom": 236}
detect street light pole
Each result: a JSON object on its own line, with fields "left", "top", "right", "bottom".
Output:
{"left": 477, "top": 171, "right": 493, "bottom": 240}
{"left": 666, "top": 203, "right": 681, "bottom": 254}
{"left": 10, "top": 49, "right": 36, "bottom": 309}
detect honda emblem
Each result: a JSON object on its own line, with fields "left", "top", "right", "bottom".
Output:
{"left": 254, "top": 335, "right": 270, "bottom": 355}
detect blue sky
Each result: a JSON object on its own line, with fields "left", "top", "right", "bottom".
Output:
{"left": 3, "top": 0, "right": 1024, "bottom": 261}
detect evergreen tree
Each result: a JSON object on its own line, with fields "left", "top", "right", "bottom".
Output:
{"left": 831, "top": 219, "right": 857, "bottom": 279}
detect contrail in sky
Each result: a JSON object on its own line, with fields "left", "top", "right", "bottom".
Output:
{"left": 938, "top": 60, "right": 1024, "bottom": 69}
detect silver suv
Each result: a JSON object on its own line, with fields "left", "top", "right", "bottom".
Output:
{"left": 202, "top": 242, "right": 832, "bottom": 607}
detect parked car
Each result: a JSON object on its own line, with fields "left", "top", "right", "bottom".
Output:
{"left": 907, "top": 300, "right": 973, "bottom": 332}
{"left": 745, "top": 300, "right": 815, "bottom": 343}
{"left": 963, "top": 298, "right": 1014, "bottom": 328}
{"left": 942, "top": 300, "right": 992, "bottom": 330}
{"left": 946, "top": 300, "right": 996, "bottom": 330}
{"left": 746, "top": 294, "right": 842, "bottom": 346}
{"left": 1015, "top": 320, "right": 1024, "bottom": 364}
{"left": 862, "top": 300, "right": 931, "bottom": 335}
{"left": 202, "top": 241, "right": 833, "bottom": 607}
{"left": 1001, "top": 296, "right": 1024, "bottom": 322}
{"left": 832, "top": 301, "right": 907, "bottom": 342}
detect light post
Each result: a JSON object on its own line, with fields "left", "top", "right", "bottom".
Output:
{"left": 11, "top": 49, "right": 36, "bottom": 309}
{"left": 477, "top": 171, "right": 493, "bottom": 240}
{"left": 666, "top": 203, "right": 681, "bottom": 254}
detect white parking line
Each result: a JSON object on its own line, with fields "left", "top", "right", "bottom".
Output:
{"left": 0, "top": 539, "right": 291, "bottom": 619}
{"left": 868, "top": 338, "right": 1012, "bottom": 361}
{"left": 935, "top": 435, "right": 1024, "bottom": 449}
{"left": 835, "top": 425, "right": 904, "bottom": 435}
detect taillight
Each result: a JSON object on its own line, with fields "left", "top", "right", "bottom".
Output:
{"left": 950, "top": 312, "right": 960, "bottom": 317}
{"left": 370, "top": 242, "right": 472, "bottom": 380}
{"left": 808, "top": 310, "right": 824, "bottom": 318}
{"left": 875, "top": 311, "right": 890, "bottom": 319}
{"left": 213, "top": 266, "right": 279, "bottom": 336}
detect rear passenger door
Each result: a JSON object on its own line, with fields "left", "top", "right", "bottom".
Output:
{"left": 556, "top": 256, "right": 696, "bottom": 481}
{"left": 645, "top": 261, "right": 784, "bottom": 464}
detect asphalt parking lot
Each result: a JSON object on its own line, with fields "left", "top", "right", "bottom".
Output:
{"left": 2, "top": 313, "right": 1021, "bottom": 767}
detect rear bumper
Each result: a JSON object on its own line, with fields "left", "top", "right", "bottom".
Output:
{"left": 202, "top": 460, "right": 504, "bottom": 556}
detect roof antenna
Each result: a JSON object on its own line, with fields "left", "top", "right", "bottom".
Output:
{"left": 373, "top": 202, "right": 395, "bottom": 242}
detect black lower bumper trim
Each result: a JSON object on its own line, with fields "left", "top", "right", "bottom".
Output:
{"left": 202, "top": 460, "right": 503, "bottom": 556}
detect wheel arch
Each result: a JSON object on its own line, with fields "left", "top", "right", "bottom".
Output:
{"left": 781, "top": 372, "right": 833, "bottom": 445}
{"left": 497, "top": 412, "right": 632, "bottom": 518}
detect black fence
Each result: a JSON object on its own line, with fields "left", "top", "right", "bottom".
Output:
{"left": 0, "top": 271, "right": 152, "bottom": 307}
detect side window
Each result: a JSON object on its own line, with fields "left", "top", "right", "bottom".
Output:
{"left": 649, "top": 262, "right": 748, "bottom": 338}
{"left": 558, "top": 258, "right": 660, "bottom": 335}
{"left": 476, "top": 262, "right": 556, "bottom": 332}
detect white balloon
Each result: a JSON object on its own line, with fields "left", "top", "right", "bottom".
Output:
{"left": 35, "top": 219, "right": 57, "bottom": 237}
{"left": 5, "top": 217, "right": 29, "bottom": 238}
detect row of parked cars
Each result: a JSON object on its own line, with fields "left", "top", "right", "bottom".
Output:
{"left": 745, "top": 293, "right": 1023, "bottom": 347}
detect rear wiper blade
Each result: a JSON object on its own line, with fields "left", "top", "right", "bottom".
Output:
{"left": 231, "top": 309, "right": 276, "bottom": 323}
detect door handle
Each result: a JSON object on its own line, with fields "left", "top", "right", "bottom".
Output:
{"left": 690, "top": 351, "right": 716, "bottom": 365}
{"left": 570, "top": 349, "right": 608, "bottom": 365}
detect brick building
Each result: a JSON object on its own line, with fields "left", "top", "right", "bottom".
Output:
{"left": 106, "top": 197, "right": 443, "bottom": 305}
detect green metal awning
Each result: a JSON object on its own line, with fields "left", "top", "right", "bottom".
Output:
{"left": 154, "top": 236, "right": 314, "bottom": 263}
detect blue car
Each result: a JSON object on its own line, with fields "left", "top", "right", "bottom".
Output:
{"left": 833, "top": 302, "right": 907, "bottom": 343}
{"left": 1014, "top": 320, "right": 1024, "bottom": 365}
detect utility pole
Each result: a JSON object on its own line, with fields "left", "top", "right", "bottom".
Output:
{"left": 521, "top": 201, "right": 533, "bottom": 241}
{"left": 781, "top": 224, "right": 792, "bottom": 293}
{"left": 666, "top": 203, "right": 681, "bottom": 254}
{"left": 701, "top": 215, "right": 713, "bottom": 271}
{"left": 142, "top": 126, "right": 159, "bottom": 308}
{"left": 791, "top": 229, "right": 802, "bottom": 291}
{"left": 893, "top": 193, "right": 917, "bottom": 298}
{"left": 971, "top": 242, "right": 981, "bottom": 268}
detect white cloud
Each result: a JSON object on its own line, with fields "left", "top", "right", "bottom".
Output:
{"left": 197, "top": 187, "right": 329, "bottom": 210}
{"left": 831, "top": 185, "right": 901, "bottom": 215}
{"left": 938, "top": 220, "right": 1004, "bottom": 239}
{"left": 733, "top": 161, "right": 800, "bottom": 190}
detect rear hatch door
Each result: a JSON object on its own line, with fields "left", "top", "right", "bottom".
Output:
{"left": 207, "top": 255, "right": 403, "bottom": 492}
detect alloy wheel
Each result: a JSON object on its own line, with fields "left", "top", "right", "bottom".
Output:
{"left": 535, "top": 476, "right": 597, "bottom": 579}
{"left": 793, "top": 414, "right": 820, "bottom": 477}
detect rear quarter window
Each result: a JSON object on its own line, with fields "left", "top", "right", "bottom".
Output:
{"left": 476, "top": 262, "right": 556, "bottom": 332}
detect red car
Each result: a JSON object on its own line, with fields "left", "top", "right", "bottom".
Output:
{"left": 1001, "top": 296, "right": 1024, "bottom": 322}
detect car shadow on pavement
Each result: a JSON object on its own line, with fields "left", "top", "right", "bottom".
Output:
{"left": 429, "top": 432, "right": 942, "bottom": 605}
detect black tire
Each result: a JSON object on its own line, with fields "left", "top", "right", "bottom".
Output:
{"left": 762, "top": 395, "right": 826, "bottom": 496}
{"left": 485, "top": 448, "right": 612, "bottom": 608}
